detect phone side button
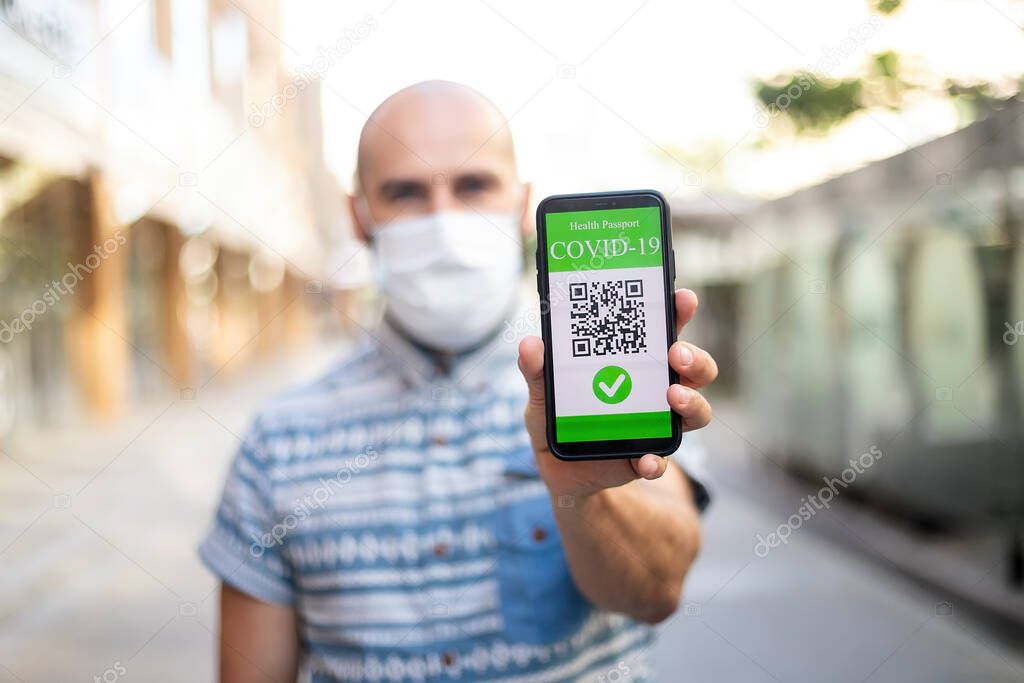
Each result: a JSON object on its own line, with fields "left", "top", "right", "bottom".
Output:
{"left": 536, "top": 271, "right": 542, "bottom": 295}
{"left": 670, "top": 248, "right": 676, "bottom": 285}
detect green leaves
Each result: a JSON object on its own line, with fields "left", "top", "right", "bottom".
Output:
{"left": 872, "top": 0, "right": 903, "bottom": 16}
{"left": 755, "top": 73, "right": 864, "bottom": 135}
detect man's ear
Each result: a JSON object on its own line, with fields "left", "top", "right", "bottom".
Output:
{"left": 347, "top": 194, "right": 371, "bottom": 243}
{"left": 518, "top": 182, "right": 534, "bottom": 238}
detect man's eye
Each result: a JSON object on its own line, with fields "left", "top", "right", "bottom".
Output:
{"left": 388, "top": 185, "right": 425, "bottom": 201}
{"left": 457, "top": 178, "right": 492, "bottom": 194}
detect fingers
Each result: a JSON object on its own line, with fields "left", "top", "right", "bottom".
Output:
{"left": 667, "top": 384, "right": 712, "bottom": 431}
{"left": 517, "top": 336, "right": 546, "bottom": 407}
{"left": 631, "top": 453, "right": 669, "bottom": 480}
{"left": 669, "top": 340, "right": 718, "bottom": 388}
{"left": 674, "top": 289, "right": 699, "bottom": 337}
{"left": 670, "top": 289, "right": 716, "bottom": 430}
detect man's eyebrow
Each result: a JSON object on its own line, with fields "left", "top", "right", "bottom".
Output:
{"left": 451, "top": 170, "right": 501, "bottom": 184}
{"left": 376, "top": 178, "right": 428, "bottom": 198}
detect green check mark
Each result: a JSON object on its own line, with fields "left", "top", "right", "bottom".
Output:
{"left": 592, "top": 365, "right": 632, "bottom": 404}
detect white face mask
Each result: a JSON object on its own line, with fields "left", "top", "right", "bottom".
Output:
{"left": 370, "top": 210, "right": 523, "bottom": 353}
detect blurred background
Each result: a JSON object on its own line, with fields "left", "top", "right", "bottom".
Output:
{"left": 1, "top": 0, "right": 1023, "bottom": 681}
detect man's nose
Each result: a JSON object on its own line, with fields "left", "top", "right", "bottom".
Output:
{"left": 427, "top": 183, "right": 463, "bottom": 214}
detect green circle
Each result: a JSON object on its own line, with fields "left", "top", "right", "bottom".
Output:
{"left": 592, "top": 365, "right": 632, "bottom": 404}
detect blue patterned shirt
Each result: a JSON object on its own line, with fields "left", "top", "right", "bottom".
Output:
{"left": 199, "top": 317, "right": 708, "bottom": 682}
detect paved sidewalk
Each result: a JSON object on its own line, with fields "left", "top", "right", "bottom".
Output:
{"left": 653, "top": 403, "right": 1024, "bottom": 683}
{"left": 0, "top": 343, "right": 344, "bottom": 683}
{"left": 1, "top": 349, "right": 1022, "bottom": 682}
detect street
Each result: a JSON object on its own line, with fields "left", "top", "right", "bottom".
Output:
{"left": 1, "top": 344, "right": 1021, "bottom": 683}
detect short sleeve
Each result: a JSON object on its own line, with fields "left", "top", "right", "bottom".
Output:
{"left": 675, "top": 431, "right": 712, "bottom": 513}
{"left": 198, "top": 418, "right": 295, "bottom": 605}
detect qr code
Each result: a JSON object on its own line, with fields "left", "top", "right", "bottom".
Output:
{"left": 569, "top": 280, "right": 646, "bottom": 356}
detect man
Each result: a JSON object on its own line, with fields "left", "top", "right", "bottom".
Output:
{"left": 200, "top": 81, "right": 718, "bottom": 682}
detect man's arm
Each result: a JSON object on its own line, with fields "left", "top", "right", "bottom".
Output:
{"left": 219, "top": 583, "right": 299, "bottom": 683}
{"left": 517, "top": 289, "right": 716, "bottom": 624}
{"left": 549, "top": 464, "right": 701, "bottom": 623}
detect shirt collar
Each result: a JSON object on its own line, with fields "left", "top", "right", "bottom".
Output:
{"left": 371, "top": 308, "right": 524, "bottom": 392}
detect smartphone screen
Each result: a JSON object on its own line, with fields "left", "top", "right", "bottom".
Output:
{"left": 536, "top": 191, "right": 681, "bottom": 459}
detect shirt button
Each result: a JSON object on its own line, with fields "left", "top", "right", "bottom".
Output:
{"left": 441, "top": 652, "right": 456, "bottom": 667}
{"left": 431, "top": 435, "right": 447, "bottom": 446}
{"left": 532, "top": 527, "right": 548, "bottom": 542}
{"left": 433, "top": 542, "right": 448, "bottom": 556}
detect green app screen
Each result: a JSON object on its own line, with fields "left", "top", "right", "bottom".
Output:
{"left": 545, "top": 206, "right": 672, "bottom": 442}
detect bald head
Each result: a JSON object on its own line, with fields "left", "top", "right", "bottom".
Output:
{"left": 357, "top": 81, "right": 516, "bottom": 185}
{"left": 349, "top": 81, "right": 527, "bottom": 236}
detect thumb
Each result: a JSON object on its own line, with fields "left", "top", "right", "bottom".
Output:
{"left": 517, "top": 336, "right": 546, "bottom": 406}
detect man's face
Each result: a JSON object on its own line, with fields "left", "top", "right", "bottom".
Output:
{"left": 351, "top": 88, "right": 528, "bottom": 235}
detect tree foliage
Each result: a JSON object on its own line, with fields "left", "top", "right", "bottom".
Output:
{"left": 753, "top": 0, "right": 1021, "bottom": 139}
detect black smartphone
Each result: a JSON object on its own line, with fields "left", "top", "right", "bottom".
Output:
{"left": 535, "top": 189, "right": 682, "bottom": 460}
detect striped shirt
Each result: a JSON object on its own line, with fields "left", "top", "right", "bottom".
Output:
{"left": 199, "top": 316, "right": 709, "bottom": 682}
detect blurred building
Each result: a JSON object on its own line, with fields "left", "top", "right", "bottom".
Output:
{"left": 672, "top": 101, "right": 1024, "bottom": 594}
{"left": 0, "top": 0, "right": 352, "bottom": 434}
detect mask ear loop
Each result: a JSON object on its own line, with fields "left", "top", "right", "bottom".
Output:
{"left": 354, "top": 196, "right": 377, "bottom": 245}
{"left": 500, "top": 189, "right": 529, "bottom": 244}
{"left": 512, "top": 188, "right": 530, "bottom": 271}
{"left": 354, "top": 197, "right": 388, "bottom": 292}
